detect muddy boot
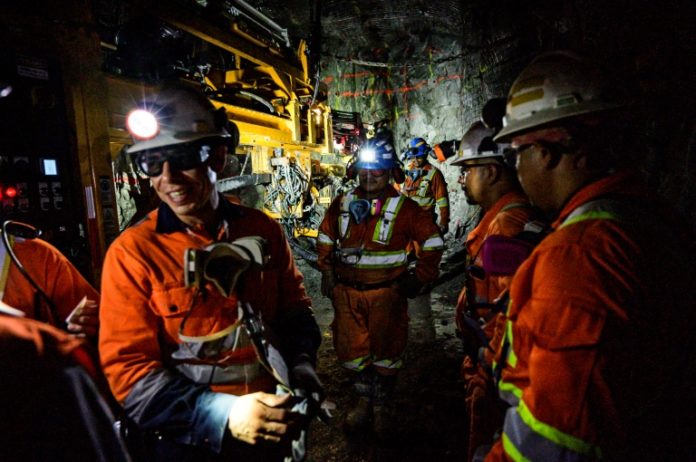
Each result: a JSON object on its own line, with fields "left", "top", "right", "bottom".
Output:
{"left": 372, "top": 373, "right": 397, "bottom": 440}
{"left": 344, "top": 368, "right": 374, "bottom": 433}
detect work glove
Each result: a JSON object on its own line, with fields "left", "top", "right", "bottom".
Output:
{"left": 397, "top": 270, "right": 424, "bottom": 299}
{"left": 320, "top": 270, "right": 336, "bottom": 298}
{"left": 291, "top": 359, "right": 324, "bottom": 404}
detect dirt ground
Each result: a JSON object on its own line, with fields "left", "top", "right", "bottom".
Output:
{"left": 296, "top": 258, "right": 468, "bottom": 461}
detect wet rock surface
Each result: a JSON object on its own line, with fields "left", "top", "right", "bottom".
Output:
{"left": 297, "top": 258, "right": 468, "bottom": 461}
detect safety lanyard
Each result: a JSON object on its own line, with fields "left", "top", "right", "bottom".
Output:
{"left": 338, "top": 192, "right": 357, "bottom": 241}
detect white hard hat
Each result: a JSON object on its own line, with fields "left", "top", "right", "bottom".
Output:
{"left": 450, "top": 121, "right": 508, "bottom": 167}
{"left": 495, "top": 51, "right": 622, "bottom": 142}
{"left": 126, "top": 84, "right": 230, "bottom": 154}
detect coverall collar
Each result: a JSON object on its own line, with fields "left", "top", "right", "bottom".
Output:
{"left": 156, "top": 193, "right": 246, "bottom": 234}
{"left": 466, "top": 190, "right": 529, "bottom": 256}
{"left": 552, "top": 170, "right": 644, "bottom": 229}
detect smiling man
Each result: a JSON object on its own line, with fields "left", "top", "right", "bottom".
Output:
{"left": 99, "top": 84, "right": 322, "bottom": 461}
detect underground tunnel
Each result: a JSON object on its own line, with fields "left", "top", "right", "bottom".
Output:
{"left": 0, "top": 0, "right": 695, "bottom": 460}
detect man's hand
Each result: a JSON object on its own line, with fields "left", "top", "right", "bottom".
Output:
{"left": 439, "top": 222, "right": 449, "bottom": 236}
{"left": 320, "top": 271, "right": 336, "bottom": 298}
{"left": 65, "top": 296, "right": 99, "bottom": 339}
{"left": 397, "top": 271, "right": 424, "bottom": 299}
{"left": 227, "top": 392, "right": 299, "bottom": 445}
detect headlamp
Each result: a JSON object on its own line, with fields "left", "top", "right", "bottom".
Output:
{"left": 126, "top": 109, "right": 159, "bottom": 140}
{"left": 360, "top": 148, "right": 376, "bottom": 163}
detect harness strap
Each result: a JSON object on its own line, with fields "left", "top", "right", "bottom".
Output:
{"left": 338, "top": 192, "right": 357, "bottom": 240}
{"left": 0, "top": 234, "right": 13, "bottom": 300}
{"left": 416, "top": 168, "right": 436, "bottom": 197}
{"left": 373, "top": 195, "right": 405, "bottom": 244}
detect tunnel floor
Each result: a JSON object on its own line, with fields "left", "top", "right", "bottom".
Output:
{"left": 297, "top": 259, "right": 468, "bottom": 461}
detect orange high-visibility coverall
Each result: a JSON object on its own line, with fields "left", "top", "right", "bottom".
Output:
{"left": 402, "top": 162, "right": 450, "bottom": 227}
{"left": 317, "top": 186, "right": 444, "bottom": 374}
{"left": 487, "top": 171, "right": 696, "bottom": 462}
{"left": 1, "top": 237, "right": 99, "bottom": 325}
{"left": 100, "top": 198, "right": 319, "bottom": 455}
{"left": 455, "top": 190, "right": 535, "bottom": 461}
{"left": 0, "top": 313, "right": 129, "bottom": 461}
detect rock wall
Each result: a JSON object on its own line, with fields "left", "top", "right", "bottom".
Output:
{"left": 302, "top": 0, "right": 696, "bottom": 231}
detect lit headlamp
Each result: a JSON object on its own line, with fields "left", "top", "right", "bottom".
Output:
{"left": 126, "top": 109, "right": 159, "bottom": 140}
{"left": 359, "top": 148, "right": 376, "bottom": 163}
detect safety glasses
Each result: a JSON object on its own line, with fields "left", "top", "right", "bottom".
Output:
{"left": 459, "top": 164, "right": 491, "bottom": 179}
{"left": 359, "top": 168, "right": 387, "bottom": 177}
{"left": 368, "top": 168, "right": 387, "bottom": 177}
{"left": 133, "top": 140, "right": 215, "bottom": 177}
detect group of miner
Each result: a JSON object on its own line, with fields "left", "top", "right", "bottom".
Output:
{"left": 1, "top": 50, "right": 694, "bottom": 462}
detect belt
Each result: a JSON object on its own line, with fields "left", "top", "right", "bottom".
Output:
{"left": 336, "top": 278, "right": 397, "bottom": 291}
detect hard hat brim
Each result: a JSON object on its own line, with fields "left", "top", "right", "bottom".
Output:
{"left": 494, "top": 101, "right": 622, "bottom": 143}
{"left": 449, "top": 155, "right": 503, "bottom": 167}
{"left": 127, "top": 130, "right": 230, "bottom": 154}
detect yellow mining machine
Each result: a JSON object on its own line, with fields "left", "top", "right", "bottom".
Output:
{"left": 0, "top": 0, "right": 352, "bottom": 282}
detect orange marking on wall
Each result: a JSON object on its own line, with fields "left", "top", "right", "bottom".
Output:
{"left": 342, "top": 71, "right": 372, "bottom": 78}
{"left": 331, "top": 73, "right": 466, "bottom": 98}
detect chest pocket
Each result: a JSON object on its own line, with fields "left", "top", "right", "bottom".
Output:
{"left": 150, "top": 285, "right": 239, "bottom": 344}
{"left": 416, "top": 169, "right": 435, "bottom": 197}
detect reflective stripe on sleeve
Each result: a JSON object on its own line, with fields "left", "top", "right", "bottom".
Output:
{"left": 317, "top": 231, "right": 334, "bottom": 246}
{"left": 176, "top": 361, "right": 263, "bottom": 385}
{"left": 412, "top": 195, "right": 435, "bottom": 207}
{"left": 502, "top": 400, "right": 602, "bottom": 461}
{"left": 422, "top": 234, "right": 445, "bottom": 251}
{"left": 436, "top": 196, "right": 449, "bottom": 207}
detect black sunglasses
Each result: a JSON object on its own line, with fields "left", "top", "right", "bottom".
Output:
{"left": 134, "top": 140, "right": 216, "bottom": 177}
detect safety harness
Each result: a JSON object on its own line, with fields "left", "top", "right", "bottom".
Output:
{"left": 407, "top": 168, "right": 437, "bottom": 208}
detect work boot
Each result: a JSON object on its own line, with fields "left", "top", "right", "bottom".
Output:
{"left": 372, "top": 403, "right": 395, "bottom": 440}
{"left": 372, "top": 372, "right": 397, "bottom": 440}
{"left": 344, "top": 396, "right": 372, "bottom": 433}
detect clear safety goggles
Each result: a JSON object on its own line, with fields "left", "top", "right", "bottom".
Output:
{"left": 407, "top": 147, "right": 425, "bottom": 157}
{"left": 133, "top": 140, "right": 217, "bottom": 177}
